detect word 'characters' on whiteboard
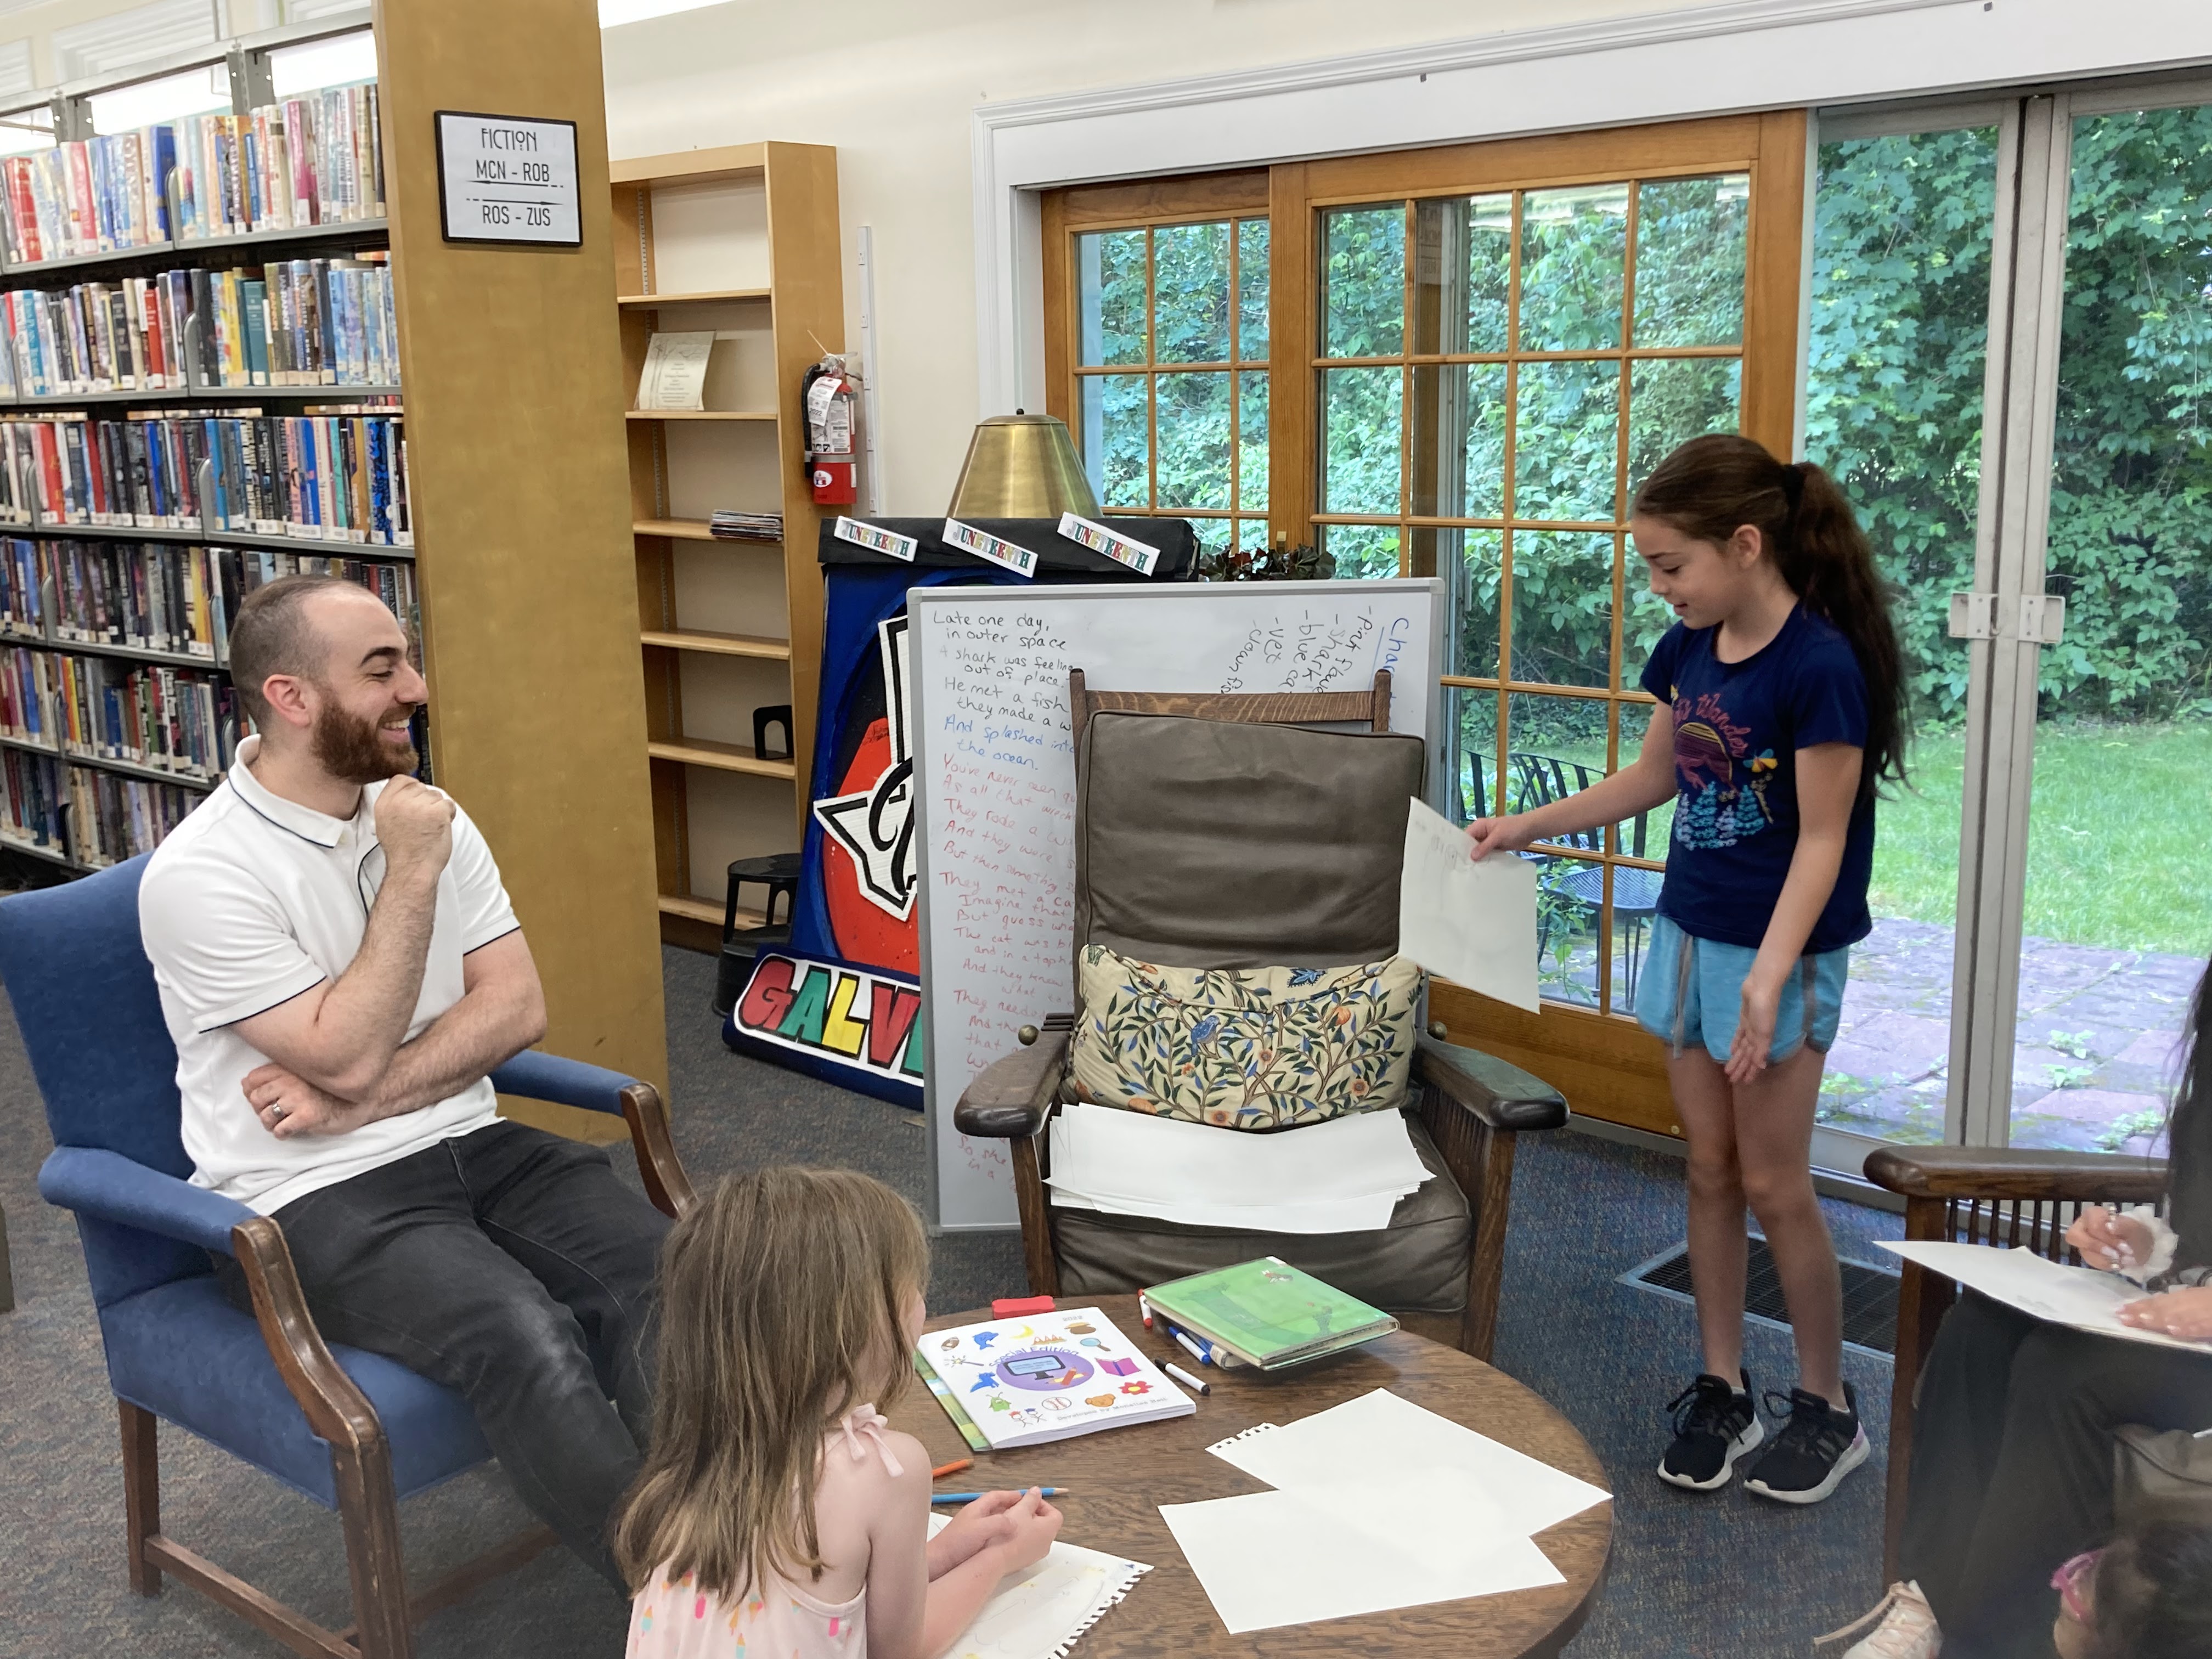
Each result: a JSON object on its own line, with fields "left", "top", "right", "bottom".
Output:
{"left": 834, "top": 518, "right": 918, "bottom": 562}
{"left": 435, "top": 111, "right": 582, "bottom": 247}
{"left": 1057, "top": 512, "right": 1160, "bottom": 576}
{"left": 943, "top": 519, "right": 1037, "bottom": 578}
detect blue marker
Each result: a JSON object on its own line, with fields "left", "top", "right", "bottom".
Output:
{"left": 1165, "top": 1321, "right": 1215, "bottom": 1365}
{"left": 931, "top": 1489, "right": 1069, "bottom": 1505}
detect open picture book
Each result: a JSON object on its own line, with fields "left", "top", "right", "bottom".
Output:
{"left": 916, "top": 1306, "right": 1193, "bottom": 1450}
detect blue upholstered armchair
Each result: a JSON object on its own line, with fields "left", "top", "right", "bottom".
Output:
{"left": 1, "top": 856, "right": 694, "bottom": 1659}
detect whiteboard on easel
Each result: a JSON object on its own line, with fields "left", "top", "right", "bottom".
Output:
{"left": 909, "top": 579, "right": 1444, "bottom": 1231}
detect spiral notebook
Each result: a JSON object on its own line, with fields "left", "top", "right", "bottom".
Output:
{"left": 927, "top": 1514, "right": 1149, "bottom": 1659}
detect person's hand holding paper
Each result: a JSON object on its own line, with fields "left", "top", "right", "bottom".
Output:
{"left": 1398, "top": 798, "right": 1541, "bottom": 1012}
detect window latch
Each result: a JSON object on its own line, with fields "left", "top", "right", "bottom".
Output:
{"left": 1946, "top": 592, "right": 2066, "bottom": 645}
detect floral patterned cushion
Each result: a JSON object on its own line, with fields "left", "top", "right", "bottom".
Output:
{"left": 1066, "top": 946, "right": 1423, "bottom": 1130}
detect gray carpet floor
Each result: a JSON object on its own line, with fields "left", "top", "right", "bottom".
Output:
{"left": 0, "top": 943, "right": 1904, "bottom": 1657}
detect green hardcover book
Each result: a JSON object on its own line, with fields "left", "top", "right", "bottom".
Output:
{"left": 913, "top": 1349, "right": 989, "bottom": 1453}
{"left": 1144, "top": 1257, "right": 1398, "bottom": 1370}
{"left": 239, "top": 280, "right": 269, "bottom": 386}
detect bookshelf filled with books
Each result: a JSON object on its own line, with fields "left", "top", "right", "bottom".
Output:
{"left": 0, "top": 0, "right": 668, "bottom": 1122}
{"left": 0, "top": 16, "right": 412, "bottom": 879}
{"left": 610, "top": 142, "right": 843, "bottom": 944}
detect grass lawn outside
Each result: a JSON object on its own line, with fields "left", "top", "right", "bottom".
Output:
{"left": 1872, "top": 718, "right": 2212, "bottom": 955}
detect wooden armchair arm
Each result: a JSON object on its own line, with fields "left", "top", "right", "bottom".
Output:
{"left": 952, "top": 1019, "right": 1070, "bottom": 1141}
{"left": 1865, "top": 1145, "right": 2168, "bottom": 1204}
{"left": 232, "top": 1215, "right": 411, "bottom": 1657}
{"left": 1415, "top": 1034, "right": 1569, "bottom": 1132}
{"left": 619, "top": 1081, "right": 695, "bottom": 1218}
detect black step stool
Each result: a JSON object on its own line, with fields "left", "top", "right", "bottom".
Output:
{"left": 713, "top": 851, "right": 803, "bottom": 1016}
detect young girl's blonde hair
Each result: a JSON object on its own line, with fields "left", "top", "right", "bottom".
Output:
{"left": 613, "top": 1165, "right": 930, "bottom": 1598}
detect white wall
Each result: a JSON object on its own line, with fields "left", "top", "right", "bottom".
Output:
{"left": 599, "top": 0, "right": 1698, "bottom": 517}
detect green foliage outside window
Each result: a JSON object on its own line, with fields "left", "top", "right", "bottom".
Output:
{"left": 1806, "top": 111, "right": 2212, "bottom": 725}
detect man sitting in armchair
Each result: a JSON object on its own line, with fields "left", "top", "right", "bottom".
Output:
{"left": 136, "top": 574, "right": 670, "bottom": 1590}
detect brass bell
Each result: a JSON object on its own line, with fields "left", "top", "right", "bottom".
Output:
{"left": 946, "top": 413, "right": 1101, "bottom": 520}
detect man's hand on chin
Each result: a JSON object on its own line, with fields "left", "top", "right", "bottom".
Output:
{"left": 243, "top": 1062, "right": 366, "bottom": 1139}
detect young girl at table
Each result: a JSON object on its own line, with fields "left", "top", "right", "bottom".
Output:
{"left": 614, "top": 1166, "right": 1061, "bottom": 1659}
{"left": 1469, "top": 433, "right": 1904, "bottom": 1504}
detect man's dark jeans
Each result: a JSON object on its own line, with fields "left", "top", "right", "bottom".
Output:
{"left": 217, "top": 1120, "right": 672, "bottom": 1589}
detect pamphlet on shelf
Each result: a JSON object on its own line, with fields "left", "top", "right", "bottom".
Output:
{"left": 635, "top": 330, "right": 714, "bottom": 411}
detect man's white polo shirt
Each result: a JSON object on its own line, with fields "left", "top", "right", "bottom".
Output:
{"left": 138, "top": 735, "right": 521, "bottom": 1214}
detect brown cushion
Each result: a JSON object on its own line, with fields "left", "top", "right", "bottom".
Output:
{"left": 1048, "top": 1114, "right": 1472, "bottom": 1316}
{"left": 1074, "top": 713, "right": 1426, "bottom": 981}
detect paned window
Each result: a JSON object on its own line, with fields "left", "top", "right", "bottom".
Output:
{"left": 1072, "top": 216, "right": 1272, "bottom": 561}
{"left": 1043, "top": 121, "right": 1801, "bottom": 1063}
{"left": 1313, "top": 174, "right": 1751, "bottom": 1012}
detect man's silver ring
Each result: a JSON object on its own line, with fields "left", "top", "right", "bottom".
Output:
{"left": 268, "top": 1103, "right": 288, "bottom": 1121}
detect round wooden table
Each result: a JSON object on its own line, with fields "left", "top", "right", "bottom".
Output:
{"left": 900, "top": 1296, "right": 1612, "bottom": 1658}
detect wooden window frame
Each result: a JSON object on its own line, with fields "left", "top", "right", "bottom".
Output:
{"left": 1037, "top": 114, "right": 1808, "bottom": 1136}
{"left": 1041, "top": 170, "right": 1272, "bottom": 550}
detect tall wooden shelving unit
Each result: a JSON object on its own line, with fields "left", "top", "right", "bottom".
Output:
{"left": 609, "top": 143, "right": 843, "bottom": 950}
{"left": 0, "top": 0, "right": 668, "bottom": 1137}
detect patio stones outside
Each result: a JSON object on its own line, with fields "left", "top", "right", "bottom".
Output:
{"left": 1530, "top": 913, "right": 2196, "bottom": 1152}
{"left": 1817, "top": 918, "right": 2198, "bottom": 1151}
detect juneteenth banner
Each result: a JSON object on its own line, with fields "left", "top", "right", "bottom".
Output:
{"left": 721, "top": 516, "right": 1195, "bottom": 1107}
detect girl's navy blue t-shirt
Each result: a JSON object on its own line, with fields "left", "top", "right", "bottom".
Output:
{"left": 1638, "top": 606, "right": 1875, "bottom": 954}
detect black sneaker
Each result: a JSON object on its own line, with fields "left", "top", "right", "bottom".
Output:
{"left": 1657, "top": 1370, "right": 1763, "bottom": 1490}
{"left": 1743, "top": 1381, "right": 1870, "bottom": 1504}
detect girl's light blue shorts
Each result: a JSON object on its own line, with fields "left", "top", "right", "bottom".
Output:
{"left": 1633, "top": 915, "right": 1849, "bottom": 1065}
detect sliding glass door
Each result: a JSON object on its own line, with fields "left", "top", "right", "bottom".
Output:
{"left": 1807, "top": 80, "right": 2212, "bottom": 1165}
{"left": 1802, "top": 110, "right": 2002, "bottom": 1147}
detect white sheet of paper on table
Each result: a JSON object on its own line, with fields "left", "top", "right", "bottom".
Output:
{"left": 1158, "top": 1480, "right": 1564, "bottom": 1634}
{"left": 1209, "top": 1389, "right": 1613, "bottom": 1540}
{"left": 925, "top": 1513, "right": 1150, "bottom": 1659}
{"left": 1877, "top": 1240, "right": 2212, "bottom": 1353}
{"left": 1397, "top": 797, "right": 1541, "bottom": 1013}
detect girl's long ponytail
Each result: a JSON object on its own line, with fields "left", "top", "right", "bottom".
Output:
{"left": 1633, "top": 433, "right": 1908, "bottom": 795}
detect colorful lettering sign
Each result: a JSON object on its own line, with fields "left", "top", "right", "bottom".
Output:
{"left": 733, "top": 952, "right": 924, "bottom": 1086}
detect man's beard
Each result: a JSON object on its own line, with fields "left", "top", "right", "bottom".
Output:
{"left": 311, "top": 697, "right": 420, "bottom": 784}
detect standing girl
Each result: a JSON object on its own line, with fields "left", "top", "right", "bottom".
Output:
{"left": 1469, "top": 432, "right": 1905, "bottom": 1504}
{"left": 615, "top": 1166, "right": 1062, "bottom": 1659}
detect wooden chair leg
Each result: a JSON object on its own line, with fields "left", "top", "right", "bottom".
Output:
{"left": 331, "top": 1434, "right": 414, "bottom": 1659}
{"left": 1010, "top": 1134, "right": 1060, "bottom": 1297}
{"left": 1884, "top": 1199, "right": 1958, "bottom": 1582}
{"left": 120, "top": 1400, "right": 161, "bottom": 1597}
{"left": 1458, "top": 1126, "right": 1517, "bottom": 1363}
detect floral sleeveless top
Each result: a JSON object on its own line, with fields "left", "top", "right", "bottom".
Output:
{"left": 625, "top": 1406, "right": 905, "bottom": 1659}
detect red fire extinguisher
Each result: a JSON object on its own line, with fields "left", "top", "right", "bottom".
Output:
{"left": 803, "top": 356, "right": 858, "bottom": 505}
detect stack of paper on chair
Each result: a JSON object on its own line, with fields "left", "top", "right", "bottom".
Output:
{"left": 927, "top": 1513, "right": 1150, "bottom": 1659}
{"left": 1043, "top": 1103, "right": 1431, "bottom": 1234}
{"left": 1159, "top": 1388, "right": 1611, "bottom": 1633}
{"left": 1877, "top": 1241, "right": 2212, "bottom": 1352}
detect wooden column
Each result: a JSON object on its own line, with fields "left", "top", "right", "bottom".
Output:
{"left": 374, "top": 0, "right": 668, "bottom": 1136}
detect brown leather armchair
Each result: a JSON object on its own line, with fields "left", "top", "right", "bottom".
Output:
{"left": 952, "top": 671, "right": 1568, "bottom": 1361}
